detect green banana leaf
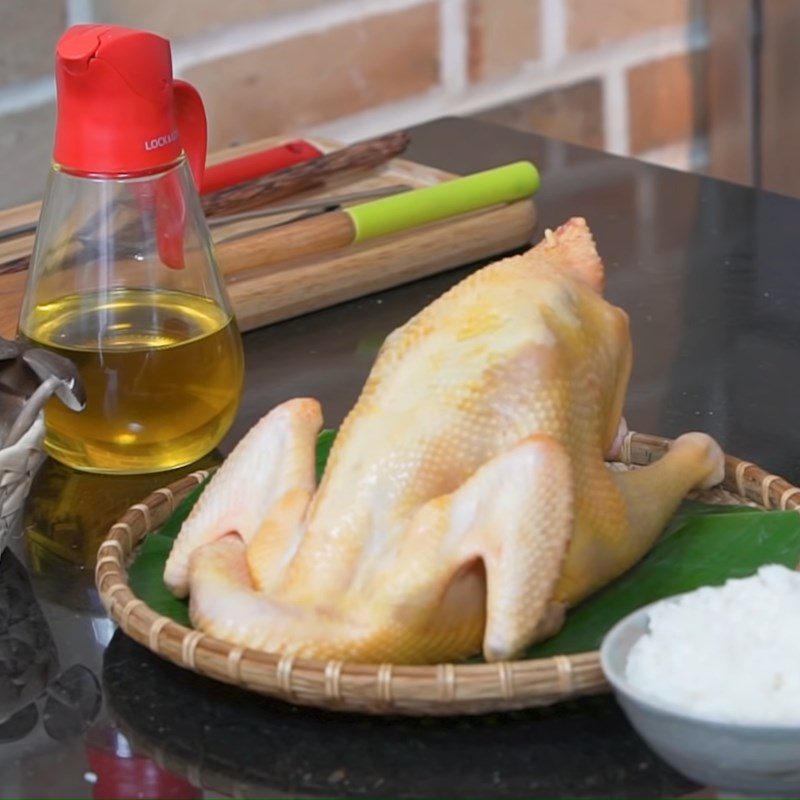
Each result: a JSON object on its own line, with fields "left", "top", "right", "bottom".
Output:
{"left": 127, "top": 432, "right": 800, "bottom": 658}
{"left": 526, "top": 506, "right": 800, "bottom": 657}
{"left": 315, "top": 428, "right": 337, "bottom": 481}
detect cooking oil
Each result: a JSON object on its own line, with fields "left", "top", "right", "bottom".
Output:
{"left": 19, "top": 287, "right": 244, "bottom": 473}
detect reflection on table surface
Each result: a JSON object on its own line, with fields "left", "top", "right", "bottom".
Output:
{"left": 22, "top": 454, "right": 221, "bottom": 612}
{"left": 0, "top": 455, "right": 220, "bottom": 798}
{"left": 102, "top": 630, "right": 695, "bottom": 799}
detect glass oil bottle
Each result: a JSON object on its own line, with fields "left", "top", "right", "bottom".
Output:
{"left": 18, "top": 25, "right": 244, "bottom": 473}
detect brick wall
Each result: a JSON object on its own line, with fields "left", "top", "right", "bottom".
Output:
{"left": 0, "top": 0, "right": 709, "bottom": 210}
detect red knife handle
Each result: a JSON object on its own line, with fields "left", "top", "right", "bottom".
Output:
{"left": 200, "top": 139, "right": 323, "bottom": 194}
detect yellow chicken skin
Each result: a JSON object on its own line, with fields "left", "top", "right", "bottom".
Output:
{"left": 164, "top": 217, "right": 724, "bottom": 664}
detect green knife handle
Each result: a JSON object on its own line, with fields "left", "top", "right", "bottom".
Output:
{"left": 346, "top": 161, "right": 540, "bottom": 243}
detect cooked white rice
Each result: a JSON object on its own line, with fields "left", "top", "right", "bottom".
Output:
{"left": 625, "top": 565, "right": 800, "bottom": 723}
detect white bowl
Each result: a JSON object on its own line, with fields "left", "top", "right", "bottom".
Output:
{"left": 600, "top": 600, "right": 800, "bottom": 798}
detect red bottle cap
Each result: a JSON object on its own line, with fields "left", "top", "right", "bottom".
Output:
{"left": 54, "top": 25, "right": 198, "bottom": 177}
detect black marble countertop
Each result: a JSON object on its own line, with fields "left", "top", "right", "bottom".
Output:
{"left": 4, "top": 115, "right": 799, "bottom": 798}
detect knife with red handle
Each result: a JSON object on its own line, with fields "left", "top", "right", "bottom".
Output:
{"left": 200, "top": 139, "right": 323, "bottom": 194}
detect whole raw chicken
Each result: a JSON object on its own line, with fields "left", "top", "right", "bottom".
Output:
{"left": 164, "top": 218, "right": 724, "bottom": 664}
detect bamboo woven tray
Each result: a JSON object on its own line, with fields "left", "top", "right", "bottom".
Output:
{"left": 95, "top": 432, "right": 800, "bottom": 716}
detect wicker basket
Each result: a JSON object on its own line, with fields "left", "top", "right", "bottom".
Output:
{"left": 95, "top": 432, "right": 800, "bottom": 716}
{"left": 0, "top": 415, "right": 47, "bottom": 558}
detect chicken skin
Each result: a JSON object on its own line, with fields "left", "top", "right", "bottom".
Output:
{"left": 164, "top": 218, "right": 724, "bottom": 663}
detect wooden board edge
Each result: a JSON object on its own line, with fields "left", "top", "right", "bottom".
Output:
{"left": 227, "top": 199, "right": 537, "bottom": 332}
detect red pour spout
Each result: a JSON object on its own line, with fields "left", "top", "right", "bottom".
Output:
{"left": 54, "top": 25, "right": 205, "bottom": 181}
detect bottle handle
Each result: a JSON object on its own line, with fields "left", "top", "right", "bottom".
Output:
{"left": 172, "top": 80, "right": 207, "bottom": 189}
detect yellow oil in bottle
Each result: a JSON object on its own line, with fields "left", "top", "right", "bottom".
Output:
{"left": 19, "top": 288, "right": 244, "bottom": 474}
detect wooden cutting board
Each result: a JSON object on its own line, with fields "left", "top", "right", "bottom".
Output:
{"left": 0, "top": 135, "right": 537, "bottom": 338}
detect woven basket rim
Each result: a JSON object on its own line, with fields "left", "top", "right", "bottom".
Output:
{"left": 95, "top": 431, "right": 800, "bottom": 715}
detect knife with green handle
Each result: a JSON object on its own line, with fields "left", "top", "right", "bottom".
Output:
{"left": 217, "top": 161, "right": 541, "bottom": 276}
{"left": 348, "top": 160, "right": 540, "bottom": 241}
